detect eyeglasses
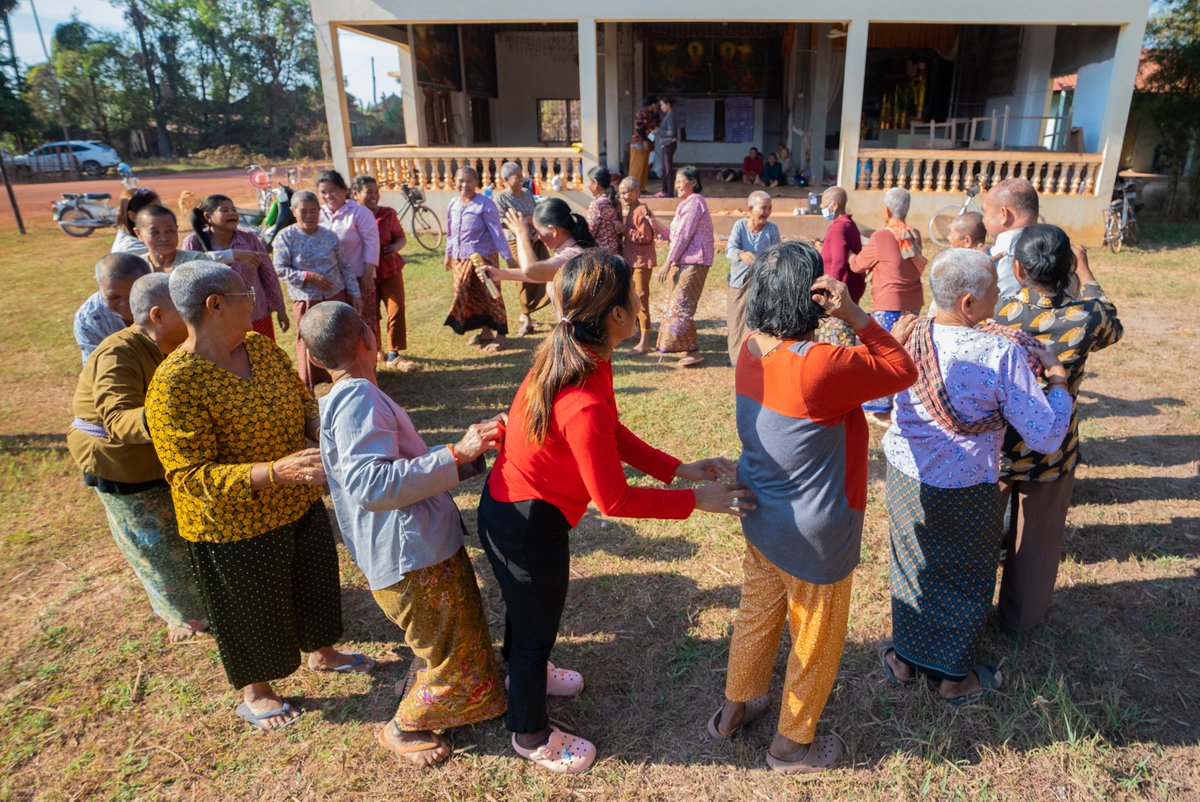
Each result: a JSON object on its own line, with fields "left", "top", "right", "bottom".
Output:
{"left": 221, "top": 289, "right": 256, "bottom": 302}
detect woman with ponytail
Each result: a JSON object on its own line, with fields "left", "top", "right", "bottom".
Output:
{"left": 183, "top": 194, "right": 290, "bottom": 339}
{"left": 993, "top": 225, "right": 1123, "bottom": 632}
{"left": 478, "top": 250, "right": 754, "bottom": 774}
{"left": 585, "top": 166, "right": 622, "bottom": 255}
{"left": 491, "top": 198, "right": 594, "bottom": 317}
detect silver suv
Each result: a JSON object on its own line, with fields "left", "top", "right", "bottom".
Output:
{"left": 12, "top": 140, "right": 122, "bottom": 177}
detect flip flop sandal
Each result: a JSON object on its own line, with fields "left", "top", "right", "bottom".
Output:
{"left": 511, "top": 726, "right": 597, "bottom": 774}
{"left": 466, "top": 333, "right": 493, "bottom": 347}
{"left": 310, "top": 652, "right": 375, "bottom": 674}
{"left": 706, "top": 694, "right": 770, "bottom": 740}
{"left": 766, "top": 733, "right": 843, "bottom": 774}
{"left": 946, "top": 664, "right": 1003, "bottom": 707}
{"left": 482, "top": 339, "right": 508, "bottom": 353}
{"left": 677, "top": 354, "right": 705, "bottom": 367}
{"left": 235, "top": 701, "right": 302, "bottom": 731}
{"left": 506, "top": 661, "right": 585, "bottom": 697}
{"left": 376, "top": 722, "right": 451, "bottom": 766}
{"left": 879, "top": 640, "right": 911, "bottom": 687}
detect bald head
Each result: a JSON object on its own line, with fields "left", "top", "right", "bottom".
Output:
{"left": 129, "top": 273, "right": 174, "bottom": 325}
{"left": 984, "top": 178, "right": 1039, "bottom": 238}
{"left": 948, "top": 212, "right": 987, "bottom": 250}
{"left": 95, "top": 252, "right": 151, "bottom": 284}
{"left": 821, "top": 186, "right": 848, "bottom": 214}
{"left": 299, "top": 301, "right": 369, "bottom": 370}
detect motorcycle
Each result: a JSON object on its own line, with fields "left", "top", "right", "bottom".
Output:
{"left": 240, "top": 163, "right": 299, "bottom": 249}
{"left": 52, "top": 191, "right": 118, "bottom": 238}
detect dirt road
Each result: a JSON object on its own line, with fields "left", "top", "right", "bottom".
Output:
{"left": 0, "top": 167, "right": 319, "bottom": 234}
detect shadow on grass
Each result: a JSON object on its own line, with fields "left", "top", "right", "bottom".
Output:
{"left": 428, "top": 565, "right": 1200, "bottom": 767}
{"left": 1134, "top": 218, "right": 1200, "bottom": 250}
{"left": 0, "top": 433, "right": 68, "bottom": 454}
{"left": 1064, "top": 517, "right": 1200, "bottom": 562}
{"left": 1079, "top": 434, "right": 1200, "bottom": 468}
{"left": 1073, "top": 476, "right": 1200, "bottom": 505}
{"left": 1077, "top": 390, "right": 1186, "bottom": 420}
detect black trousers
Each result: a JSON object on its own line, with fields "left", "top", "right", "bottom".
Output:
{"left": 188, "top": 502, "right": 344, "bottom": 688}
{"left": 477, "top": 484, "right": 572, "bottom": 734}
{"left": 660, "top": 140, "right": 677, "bottom": 196}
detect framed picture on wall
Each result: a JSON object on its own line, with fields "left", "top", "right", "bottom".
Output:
{"left": 412, "top": 24, "right": 462, "bottom": 92}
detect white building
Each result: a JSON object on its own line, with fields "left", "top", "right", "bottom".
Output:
{"left": 309, "top": 1, "right": 1149, "bottom": 241}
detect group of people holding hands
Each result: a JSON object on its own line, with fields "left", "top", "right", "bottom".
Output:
{"left": 66, "top": 164, "right": 1121, "bottom": 777}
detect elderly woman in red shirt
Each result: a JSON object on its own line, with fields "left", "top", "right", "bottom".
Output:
{"left": 478, "top": 250, "right": 753, "bottom": 774}
{"left": 850, "top": 187, "right": 928, "bottom": 425}
{"left": 351, "top": 174, "right": 416, "bottom": 371}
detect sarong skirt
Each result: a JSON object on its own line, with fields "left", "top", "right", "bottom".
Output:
{"left": 188, "top": 501, "right": 343, "bottom": 688}
{"left": 887, "top": 467, "right": 1002, "bottom": 681}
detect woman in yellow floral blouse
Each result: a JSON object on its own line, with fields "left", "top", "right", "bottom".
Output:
{"left": 146, "top": 260, "right": 372, "bottom": 732}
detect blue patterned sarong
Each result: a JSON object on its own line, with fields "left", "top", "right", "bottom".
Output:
{"left": 887, "top": 466, "right": 1002, "bottom": 680}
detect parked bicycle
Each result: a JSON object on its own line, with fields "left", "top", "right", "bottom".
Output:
{"left": 398, "top": 182, "right": 443, "bottom": 251}
{"left": 1103, "top": 177, "right": 1140, "bottom": 253}
{"left": 52, "top": 191, "right": 118, "bottom": 238}
{"left": 928, "top": 180, "right": 983, "bottom": 248}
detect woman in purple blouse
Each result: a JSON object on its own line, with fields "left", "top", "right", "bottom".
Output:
{"left": 443, "top": 166, "right": 513, "bottom": 352}
{"left": 656, "top": 166, "right": 714, "bottom": 367}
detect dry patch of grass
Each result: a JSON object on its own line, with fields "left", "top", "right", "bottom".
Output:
{"left": 0, "top": 220, "right": 1196, "bottom": 801}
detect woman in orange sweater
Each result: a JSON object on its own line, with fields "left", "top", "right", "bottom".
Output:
{"left": 478, "top": 250, "right": 753, "bottom": 774}
{"left": 850, "top": 187, "right": 928, "bottom": 425}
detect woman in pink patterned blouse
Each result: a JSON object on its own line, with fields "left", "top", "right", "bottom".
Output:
{"left": 585, "top": 167, "right": 623, "bottom": 256}
{"left": 657, "top": 166, "right": 714, "bottom": 367}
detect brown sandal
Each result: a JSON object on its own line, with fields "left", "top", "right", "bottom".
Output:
{"left": 706, "top": 694, "right": 770, "bottom": 739}
{"left": 765, "top": 733, "right": 842, "bottom": 774}
{"left": 377, "top": 722, "right": 451, "bottom": 767}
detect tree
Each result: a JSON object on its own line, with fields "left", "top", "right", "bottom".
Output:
{"left": 120, "top": 0, "right": 174, "bottom": 155}
{"left": 1145, "top": 0, "right": 1200, "bottom": 217}
{"left": 0, "top": 0, "right": 31, "bottom": 150}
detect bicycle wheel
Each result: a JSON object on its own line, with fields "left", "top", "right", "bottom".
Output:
{"left": 411, "top": 205, "right": 444, "bottom": 251}
{"left": 1124, "top": 216, "right": 1140, "bottom": 246}
{"left": 1104, "top": 212, "right": 1122, "bottom": 254}
{"left": 928, "top": 205, "right": 962, "bottom": 248}
{"left": 58, "top": 207, "right": 96, "bottom": 238}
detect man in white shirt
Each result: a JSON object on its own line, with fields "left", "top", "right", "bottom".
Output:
{"left": 982, "top": 178, "right": 1040, "bottom": 305}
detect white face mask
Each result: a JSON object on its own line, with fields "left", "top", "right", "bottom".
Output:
{"left": 821, "top": 206, "right": 837, "bottom": 221}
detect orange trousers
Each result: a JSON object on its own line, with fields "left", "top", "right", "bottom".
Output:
{"left": 724, "top": 543, "right": 852, "bottom": 743}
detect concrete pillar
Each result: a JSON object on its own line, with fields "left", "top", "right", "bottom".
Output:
{"left": 398, "top": 33, "right": 424, "bottom": 146}
{"left": 578, "top": 18, "right": 601, "bottom": 174}
{"left": 1092, "top": 19, "right": 1148, "bottom": 201}
{"left": 836, "top": 18, "right": 869, "bottom": 190}
{"left": 603, "top": 22, "right": 620, "bottom": 172}
{"left": 314, "top": 22, "right": 352, "bottom": 176}
{"left": 810, "top": 24, "right": 832, "bottom": 180}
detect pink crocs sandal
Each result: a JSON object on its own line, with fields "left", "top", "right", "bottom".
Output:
{"left": 506, "top": 661, "right": 585, "bottom": 697}
{"left": 511, "top": 726, "right": 596, "bottom": 774}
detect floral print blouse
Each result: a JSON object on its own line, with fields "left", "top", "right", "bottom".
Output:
{"left": 883, "top": 324, "right": 1073, "bottom": 488}
{"left": 146, "top": 333, "right": 321, "bottom": 543}
{"left": 997, "top": 282, "right": 1123, "bottom": 482}
{"left": 587, "top": 195, "right": 623, "bottom": 255}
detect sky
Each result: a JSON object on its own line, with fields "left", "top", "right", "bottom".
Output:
{"left": 5, "top": 0, "right": 401, "bottom": 109}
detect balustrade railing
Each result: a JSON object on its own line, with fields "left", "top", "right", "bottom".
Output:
{"left": 855, "top": 149, "right": 1103, "bottom": 196}
{"left": 348, "top": 146, "right": 585, "bottom": 192}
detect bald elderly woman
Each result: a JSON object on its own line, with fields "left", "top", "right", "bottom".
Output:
{"left": 68, "top": 273, "right": 206, "bottom": 642}
{"left": 303, "top": 302, "right": 507, "bottom": 767}
{"left": 147, "top": 261, "right": 371, "bottom": 732}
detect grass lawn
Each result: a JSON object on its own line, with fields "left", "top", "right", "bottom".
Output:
{"left": 0, "top": 219, "right": 1196, "bottom": 801}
